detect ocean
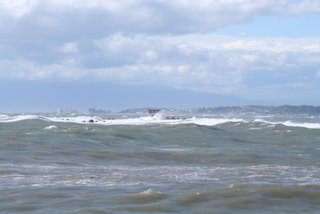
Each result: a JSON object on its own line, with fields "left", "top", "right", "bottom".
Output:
{"left": 0, "top": 113, "right": 320, "bottom": 213}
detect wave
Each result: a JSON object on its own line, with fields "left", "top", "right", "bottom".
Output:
{"left": 44, "top": 125, "right": 58, "bottom": 130}
{"left": 1, "top": 114, "right": 320, "bottom": 129}
{"left": 254, "top": 119, "right": 320, "bottom": 129}
{"left": 0, "top": 114, "right": 244, "bottom": 126}
{"left": 121, "top": 189, "right": 165, "bottom": 202}
{"left": 0, "top": 114, "right": 39, "bottom": 123}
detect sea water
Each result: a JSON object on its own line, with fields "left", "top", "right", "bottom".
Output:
{"left": 0, "top": 114, "right": 320, "bottom": 213}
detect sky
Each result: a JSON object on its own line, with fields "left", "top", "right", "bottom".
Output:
{"left": 1, "top": 0, "right": 320, "bottom": 112}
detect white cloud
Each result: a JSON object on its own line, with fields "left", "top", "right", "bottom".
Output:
{"left": 222, "top": 39, "right": 320, "bottom": 53}
{"left": 59, "top": 42, "right": 79, "bottom": 53}
{"left": 287, "top": 0, "right": 320, "bottom": 14}
{"left": 0, "top": 0, "right": 320, "bottom": 100}
{"left": 1, "top": 0, "right": 320, "bottom": 35}
{"left": 2, "top": 34, "right": 319, "bottom": 96}
{"left": 0, "top": 0, "right": 37, "bottom": 17}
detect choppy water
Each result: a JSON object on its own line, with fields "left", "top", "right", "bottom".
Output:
{"left": 0, "top": 114, "right": 320, "bottom": 213}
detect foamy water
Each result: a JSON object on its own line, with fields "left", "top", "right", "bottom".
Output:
{"left": 0, "top": 113, "right": 320, "bottom": 213}
{"left": 1, "top": 113, "right": 320, "bottom": 129}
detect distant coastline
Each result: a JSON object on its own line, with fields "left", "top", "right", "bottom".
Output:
{"left": 2, "top": 105, "right": 320, "bottom": 117}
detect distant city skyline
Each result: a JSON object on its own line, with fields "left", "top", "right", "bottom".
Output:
{"left": 1, "top": 0, "right": 320, "bottom": 112}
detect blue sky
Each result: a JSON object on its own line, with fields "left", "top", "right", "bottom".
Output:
{"left": 0, "top": 0, "right": 320, "bottom": 112}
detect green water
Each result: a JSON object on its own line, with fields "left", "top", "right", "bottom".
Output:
{"left": 0, "top": 117, "right": 319, "bottom": 213}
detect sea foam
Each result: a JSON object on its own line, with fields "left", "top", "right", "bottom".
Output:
{"left": 1, "top": 114, "right": 320, "bottom": 129}
{"left": 0, "top": 114, "right": 38, "bottom": 123}
{"left": 254, "top": 119, "right": 320, "bottom": 129}
{"left": 44, "top": 125, "right": 58, "bottom": 130}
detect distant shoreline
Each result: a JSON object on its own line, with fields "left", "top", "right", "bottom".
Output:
{"left": 2, "top": 105, "right": 320, "bottom": 116}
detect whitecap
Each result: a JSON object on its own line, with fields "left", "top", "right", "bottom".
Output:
{"left": 249, "top": 127, "right": 263, "bottom": 130}
{"left": 0, "top": 114, "right": 39, "bottom": 123}
{"left": 139, "top": 188, "right": 158, "bottom": 195}
{"left": 282, "top": 121, "right": 320, "bottom": 129}
{"left": 44, "top": 125, "right": 58, "bottom": 130}
{"left": 178, "top": 117, "right": 245, "bottom": 126}
{"left": 254, "top": 119, "right": 320, "bottom": 129}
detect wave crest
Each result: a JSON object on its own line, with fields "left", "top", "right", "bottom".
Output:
{"left": 1, "top": 114, "right": 320, "bottom": 129}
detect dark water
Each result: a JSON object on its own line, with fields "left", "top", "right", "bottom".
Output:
{"left": 0, "top": 116, "right": 320, "bottom": 213}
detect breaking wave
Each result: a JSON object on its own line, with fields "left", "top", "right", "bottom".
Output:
{"left": 254, "top": 119, "right": 320, "bottom": 129}
{"left": 0, "top": 114, "right": 320, "bottom": 129}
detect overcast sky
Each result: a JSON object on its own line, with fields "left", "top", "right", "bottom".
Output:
{"left": 1, "top": 0, "right": 320, "bottom": 111}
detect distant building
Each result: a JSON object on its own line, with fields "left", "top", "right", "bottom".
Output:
{"left": 56, "top": 107, "right": 76, "bottom": 115}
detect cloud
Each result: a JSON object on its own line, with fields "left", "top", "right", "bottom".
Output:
{"left": 0, "top": 0, "right": 320, "bottom": 103}
{"left": 59, "top": 42, "right": 79, "bottom": 54}
{"left": 1, "top": 1, "right": 320, "bottom": 64}
{"left": 222, "top": 39, "right": 320, "bottom": 53}
{"left": 2, "top": 33, "right": 319, "bottom": 98}
{"left": 0, "top": 59, "right": 85, "bottom": 80}
{"left": 1, "top": 0, "right": 320, "bottom": 37}
{"left": 0, "top": 0, "right": 37, "bottom": 17}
